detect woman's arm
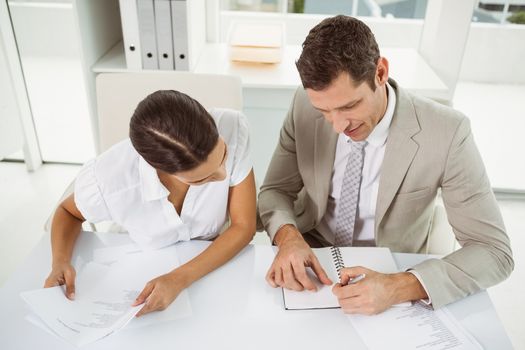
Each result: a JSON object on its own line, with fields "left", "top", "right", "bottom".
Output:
{"left": 44, "top": 194, "right": 85, "bottom": 299}
{"left": 134, "top": 170, "right": 257, "bottom": 316}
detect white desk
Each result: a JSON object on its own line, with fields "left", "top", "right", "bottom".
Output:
{"left": 0, "top": 232, "right": 512, "bottom": 349}
{"left": 194, "top": 43, "right": 449, "bottom": 99}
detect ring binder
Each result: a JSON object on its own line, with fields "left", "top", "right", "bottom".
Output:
{"left": 330, "top": 246, "right": 345, "bottom": 279}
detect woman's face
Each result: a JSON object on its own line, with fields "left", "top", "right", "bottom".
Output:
{"left": 174, "top": 138, "right": 228, "bottom": 185}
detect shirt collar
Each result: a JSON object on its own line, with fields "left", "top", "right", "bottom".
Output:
{"left": 344, "top": 82, "right": 396, "bottom": 148}
{"left": 139, "top": 156, "right": 169, "bottom": 202}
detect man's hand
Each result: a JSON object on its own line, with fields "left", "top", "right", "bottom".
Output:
{"left": 332, "top": 266, "right": 427, "bottom": 315}
{"left": 266, "top": 225, "right": 332, "bottom": 291}
{"left": 44, "top": 262, "right": 76, "bottom": 300}
{"left": 132, "top": 270, "right": 188, "bottom": 317}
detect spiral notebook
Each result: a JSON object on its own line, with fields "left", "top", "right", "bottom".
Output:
{"left": 282, "top": 246, "right": 400, "bottom": 310}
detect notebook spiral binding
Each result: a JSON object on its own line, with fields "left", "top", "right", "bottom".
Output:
{"left": 330, "top": 246, "right": 345, "bottom": 279}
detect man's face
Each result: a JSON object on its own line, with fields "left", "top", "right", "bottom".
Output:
{"left": 306, "top": 69, "right": 387, "bottom": 142}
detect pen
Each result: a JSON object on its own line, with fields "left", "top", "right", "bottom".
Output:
{"left": 346, "top": 273, "right": 366, "bottom": 285}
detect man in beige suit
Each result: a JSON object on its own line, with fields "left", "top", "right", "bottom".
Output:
{"left": 258, "top": 15, "right": 513, "bottom": 314}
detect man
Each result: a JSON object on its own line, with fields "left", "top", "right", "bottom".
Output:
{"left": 257, "top": 15, "right": 513, "bottom": 314}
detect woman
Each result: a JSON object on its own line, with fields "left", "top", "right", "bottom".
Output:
{"left": 44, "top": 90, "right": 256, "bottom": 316}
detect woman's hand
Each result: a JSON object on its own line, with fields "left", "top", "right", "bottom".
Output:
{"left": 44, "top": 262, "right": 77, "bottom": 300}
{"left": 132, "top": 270, "right": 189, "bottom": 317}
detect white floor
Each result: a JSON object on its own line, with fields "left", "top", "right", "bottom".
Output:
{"left": 0, "top": 162, "right": 80, "bottom": 285}
{"left": 0, "top": 161, "right": 524, "bottom": 348}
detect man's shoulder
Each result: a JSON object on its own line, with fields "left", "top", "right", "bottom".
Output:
{"left": 405, "top": 89, "right": 465, "bottom": 125}
{"left": 397, "top": 86, "right": 469, "bottom": 138}
{"left": 291, "top": 86, "right": 321, "bottom": 121}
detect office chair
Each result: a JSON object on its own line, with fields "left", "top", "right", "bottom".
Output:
{"left": 425, "top": 200, "right": 458, "bottom": 255}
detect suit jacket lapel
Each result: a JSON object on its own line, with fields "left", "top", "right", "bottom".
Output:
{"left": 314, "top": 117, "right": 338, "bottom": 218}
{"left": 375, "top": 81, "right": 421, "bottom": 232}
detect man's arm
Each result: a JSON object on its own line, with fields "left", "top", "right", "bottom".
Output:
{"left": 258, "top": 89, "right": 304, "bottom": 241}
{"left": 410, "top": 117, "right": 514, "bottom": 309}
{"left": 333, "top": 116, "right": 512, "bottom": 314}
{"left": 259, "top": 88, "right": 332, "bottom": 290}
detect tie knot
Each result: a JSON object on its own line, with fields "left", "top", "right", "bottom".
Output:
{"left": 351, "top": 141, "right": 367, "bottom": 151}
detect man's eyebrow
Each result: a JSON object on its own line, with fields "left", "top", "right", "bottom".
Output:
{"left": 313, "top": 98, "right": 360, "bottom": 112}
{"left": 336, "top": 99, "right": 360, "bottom": 109}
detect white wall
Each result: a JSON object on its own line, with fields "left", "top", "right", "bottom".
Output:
{"left": 460, "top": 23, "right": 525, "bottom": 84}
{"left": 0, "top": 0, "right": 41, "bottom": 169}
{"left": 220, "top": 12, "right": 423, "bottom": 48}
{"left": 0, "top": 35, "right": 24, "bottom": 160}
{"left": 8, "top": 2, "right": 95, "bottom": 163}
{"left": 220, "top": 12, "right": 525, "bottom": 84}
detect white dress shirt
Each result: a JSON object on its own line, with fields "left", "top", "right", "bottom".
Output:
{"left": 74, "top": 108, "right": 252, "bottom": 250}
{"left": 318, "top": 83, "right": 396, "bottom": 243}
{"left": 317, "top": 83, "right": 432, "bottom": 303}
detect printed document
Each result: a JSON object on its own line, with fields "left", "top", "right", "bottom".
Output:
{"left": 21, "top": 246, "right": 192, "bottom": 347}
{"left": 348, "top": 302, "right": 482, "bottom": 349}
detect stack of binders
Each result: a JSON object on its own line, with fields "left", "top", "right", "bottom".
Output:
{"left": 119, "top": 0, "right": 206, "bottom": 71}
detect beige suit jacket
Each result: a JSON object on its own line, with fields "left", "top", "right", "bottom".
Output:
{"left": 258, "top": 79, "right": 513, "bottom": 309}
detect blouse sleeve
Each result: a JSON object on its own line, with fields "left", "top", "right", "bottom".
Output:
{"left": 229, "top": 111, "right": 253, "bottom": 186}
{"left": 74, "top": 158, "right": 112, "bottom": 223}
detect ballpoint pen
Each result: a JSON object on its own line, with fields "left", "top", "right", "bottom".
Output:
{"left": 346, "top": 273, "right": 366, "bottom": 285}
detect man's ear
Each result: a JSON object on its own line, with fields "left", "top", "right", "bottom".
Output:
{"left": 376, "top": 57, "right": 389, "bottom": 86}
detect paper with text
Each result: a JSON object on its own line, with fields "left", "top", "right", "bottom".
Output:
{"left": 348, "top": 303, "right": 482, "bottom": 349}
{"left": 21, "top": 246, "right": 192, "bottom": 347}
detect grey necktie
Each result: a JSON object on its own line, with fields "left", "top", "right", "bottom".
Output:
{"left": 334, "top": 141, "right": 367, "bottom": 247}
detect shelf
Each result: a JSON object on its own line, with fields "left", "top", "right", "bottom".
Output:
{"left": 194, "top": 43, "right": 449, "bottom": 99}
{"left": 92, "top": 41, "right": 449, "bottom": 100}
{"left": 194, "top": 43, "right": 303, "bottom": 90}
{"left": 92, "top": 41, "right": 127, "bottom": 73}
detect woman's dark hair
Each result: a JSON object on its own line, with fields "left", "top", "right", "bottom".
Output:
{"left": 129, "top": 90, "right": 219, "bottom": 174}
{"left": 296, "top": 15, "right": 380, "bottom": 91}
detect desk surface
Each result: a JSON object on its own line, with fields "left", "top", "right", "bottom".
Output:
{"left": 0, "top": 232, "right": 512, "bottom": 349}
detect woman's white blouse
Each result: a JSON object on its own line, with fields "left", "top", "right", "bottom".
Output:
{"left": 74, "top": 108, "right": 252, "bottom": 250}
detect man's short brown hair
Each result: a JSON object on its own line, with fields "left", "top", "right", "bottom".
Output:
{"left": 296, "top": 15, "right": 380, "bottom": 91}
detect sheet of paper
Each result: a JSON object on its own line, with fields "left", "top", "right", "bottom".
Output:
{"left": 92, "top": 243, "right": 142, "bottom": 264}
{"left": 21, "top": 283, "right": 141, "bottom": 347}
{"left": 348, "top": 303, "right": 483, "bottom": 349}
{"left": 21, "top": 246, "right": 192, "bottom": 346}
{"left": 283, "top": 247, "right": 400, "bottom": 310}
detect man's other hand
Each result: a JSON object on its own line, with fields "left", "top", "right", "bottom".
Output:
{"left": 266, "top": 225, "right": 332, "bottom": 291}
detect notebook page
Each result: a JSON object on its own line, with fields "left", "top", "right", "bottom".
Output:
{"left": 282, "top": 247, "right": 339, "bottom": 310}
{"left": 282, "top": 247, "right": 397, "bottom": 310}
{"left": 339, "top": 247, "right": 398, "bottom": 274}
